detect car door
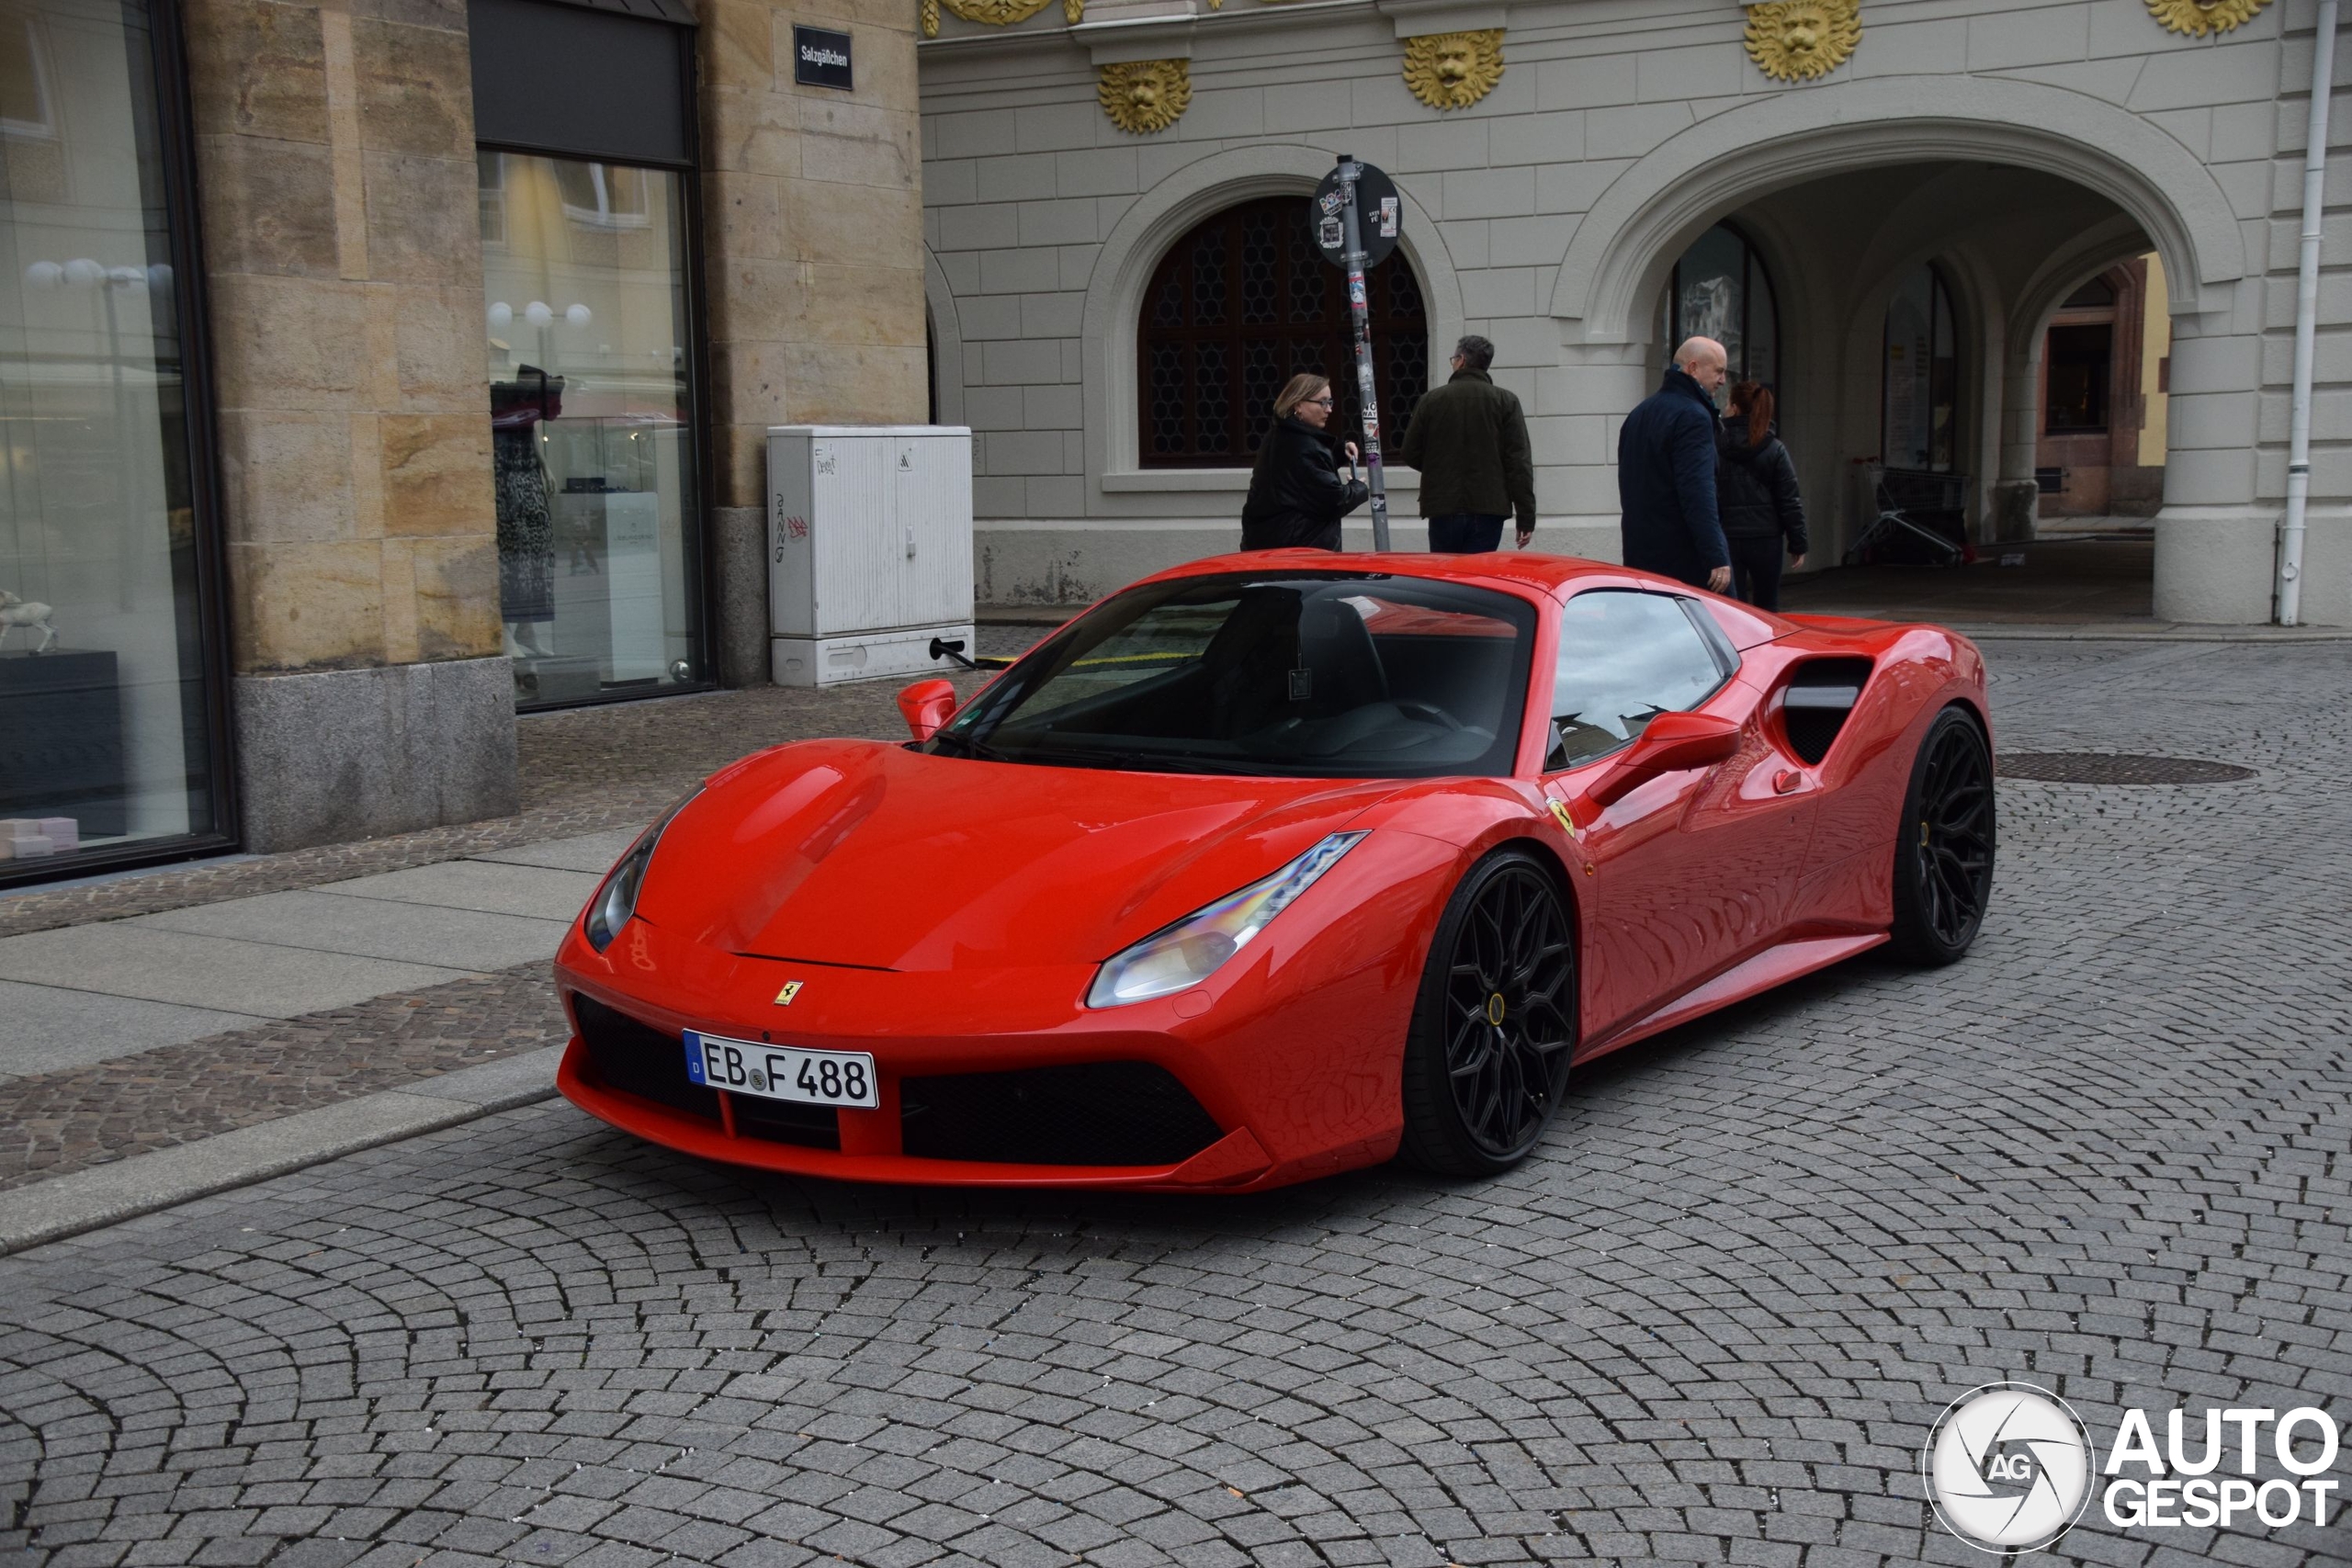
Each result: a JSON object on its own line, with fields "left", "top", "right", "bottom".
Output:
{"left": 1540, "top": 589, "right": 1808, "bottom": 1042}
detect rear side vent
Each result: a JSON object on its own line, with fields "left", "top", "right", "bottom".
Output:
{"left": 1781, "top": 658, "right": 1873, "bottom": 765}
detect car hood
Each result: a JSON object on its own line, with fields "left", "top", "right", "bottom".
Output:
{"left": 637, "top": 740, "right": 1404, "bottom": 972}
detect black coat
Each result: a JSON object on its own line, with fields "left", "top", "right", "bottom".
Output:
{"left": 1617, "top": 367, "right": 1729, "bottom": 585}
{"left": 1240, "top": 416, "right": 1369, "bottom": 551}
{"left": 1715, "top": 424, "right": 1808, "bottom": 554}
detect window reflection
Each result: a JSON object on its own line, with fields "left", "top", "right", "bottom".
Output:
{"left": 1550, "top": 592, "right": 1725, "bottom": 767}
{"left": 0, "top": 0, "right": 220, "bottom": 866}
{"left": 1883, "top": 264, "right": 1960, "bottom": 472}
{"left": 480, "top": 152, "right": 702, "bottom": 707}
{"left": 1656, "top": 222, "right": 1780, "bottom": 404}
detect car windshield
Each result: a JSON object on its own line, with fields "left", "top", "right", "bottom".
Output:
{"left": 930, "top": 570, "right": 1536, "bottom": 778}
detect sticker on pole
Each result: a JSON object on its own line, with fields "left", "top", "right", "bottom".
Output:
{"left": 1309, "top": 161, "right": 1401, "bottom": 270}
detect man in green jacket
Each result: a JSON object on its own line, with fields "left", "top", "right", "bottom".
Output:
{"left": 1397, "top": 334, "right": 1537, "bottom": 553}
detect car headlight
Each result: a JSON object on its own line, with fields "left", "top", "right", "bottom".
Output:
{"left": 1086, "top": 831, "right": 1367, "bottom": 1008}
{"left": 582, "top": 790, "right": 699, "bottom": 953}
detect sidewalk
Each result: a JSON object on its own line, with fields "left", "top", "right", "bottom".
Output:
{"left": 0, "top": 667, "right": 989, "bottom": 1252}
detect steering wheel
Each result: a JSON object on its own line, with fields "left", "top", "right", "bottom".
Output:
{"left": 1392, "top": 699, "right": 1464, "bottom": 731}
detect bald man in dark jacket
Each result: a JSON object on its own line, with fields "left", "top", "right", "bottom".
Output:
{"left": 1618, "top": 338, "right": 1732, "bottom": 592}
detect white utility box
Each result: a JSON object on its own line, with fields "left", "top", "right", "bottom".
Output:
{"left": 767, "top": 425, "right": 976, "bottom": 686}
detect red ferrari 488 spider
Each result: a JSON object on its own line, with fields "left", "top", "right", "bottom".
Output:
{"left": 555, "top": 552, "right": 1993, "bottom": 1190}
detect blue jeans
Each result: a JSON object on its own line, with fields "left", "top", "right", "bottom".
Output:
{"left": 1429, "top": 513, "right": 1507, "bottom": 553}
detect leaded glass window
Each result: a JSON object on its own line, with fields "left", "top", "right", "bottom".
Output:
{"left": 1138, "top": 197, "right": 1428, "bottom": 468}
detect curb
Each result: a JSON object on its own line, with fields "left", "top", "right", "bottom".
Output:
{"left": 0, "top": 1046, "right": 566, "bottom": 1256}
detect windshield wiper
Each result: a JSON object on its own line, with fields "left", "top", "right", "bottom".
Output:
{"left": 929, "top": 730, "right": 1012, "bottom": 761}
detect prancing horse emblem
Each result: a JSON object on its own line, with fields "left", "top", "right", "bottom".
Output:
{"left": 775, "top": 980, "right": 804, "bottom": 1006}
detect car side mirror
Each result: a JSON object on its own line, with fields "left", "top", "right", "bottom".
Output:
{"left": 1584, "top": 710, "right": 1741, "bottom": 809}
{"left": 898, "top": 678, "right": 958, "bottom": 742}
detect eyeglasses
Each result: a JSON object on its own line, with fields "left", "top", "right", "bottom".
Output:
{"left": 1306, "top": 397, "right": 1336, "bottom": 408}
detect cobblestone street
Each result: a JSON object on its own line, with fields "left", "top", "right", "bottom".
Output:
{"left": 1, "top": 637, "right": 2347, "bottom": 1568}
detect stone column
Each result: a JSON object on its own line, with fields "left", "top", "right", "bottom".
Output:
{"left": 185, "top": 0, "right": 516, "bottom": 850}
{"left": 1533, "top": 340, "right": 1650, "bottom": 563}
{"left": 2152, "top": 288, "right": 2273, "bottom": 624}
{"left": 698, "top": 0, "right": 930, "bottom": 686}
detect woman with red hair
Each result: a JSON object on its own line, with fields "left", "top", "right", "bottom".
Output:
{"left": 1713, "top": 380, "right": 1808, "bottom": 610}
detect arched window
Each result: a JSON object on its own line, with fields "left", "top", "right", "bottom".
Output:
{"left": 1137, "top": 196, "right": 1428, "bottom": 468}
{"left": 1656, "top": 222, "right": 1779, "bottom": 390}
{"left": 1883, "top": 264, "right": 1960, "bottom": 471}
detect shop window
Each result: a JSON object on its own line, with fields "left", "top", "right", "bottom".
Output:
{"left": 477, "top": 151, "right": 507, "bottom": 247}
{"left": 480, "top": 154, "right": 703, "bottom": 707}
{"left": 2044, "top": 324, "right": 2112, "bottom": 432}
{"left": 1655, "top": 222, "right": 1780, "bottom": 395}
{"left": 1882, "top": 264, "right": 1961, "bottom": 472}
{"left": 470, "top": 0, "right": 707, "bottom": 711}
{"left": 1136, "top": 197, "right": 1428, "bottom": 468}
{"left": 0, "top": 0, "right": 232, "bottom": 883}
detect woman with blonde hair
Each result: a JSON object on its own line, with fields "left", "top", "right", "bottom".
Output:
{"left": 1240, "top": 373, "right": 1369, "bottom": 551}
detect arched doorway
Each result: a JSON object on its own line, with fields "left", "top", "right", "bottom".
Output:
{"left": 1540, "top": 75, "right": 2274, "bottom": 621}
{"left": 2034, "top": 258, "right": 2167, "bottom": 523}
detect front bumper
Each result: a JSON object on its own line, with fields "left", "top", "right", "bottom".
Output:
{"left": 549, "top": 906, "right": 1416, "bottom": 1192}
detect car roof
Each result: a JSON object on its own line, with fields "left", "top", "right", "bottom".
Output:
{"left": 1140, "top": 549, "right": 1683, "bottom": 598}
{"left": 1131, "top": 549, "right": 1796, "bottom": 647}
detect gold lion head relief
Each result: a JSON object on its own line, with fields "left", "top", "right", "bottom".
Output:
{"left": 2143, "top": 0, "right": 2270, "bottom": 34}
{"left": 1743, "top": 0, "right": 1861, "bottom": 82}
{"left": 1401, "top": 28, "right": 1504, "bottom": 111}
{"left": 1097, "top": 60, "right": 1192, "bottom": 134}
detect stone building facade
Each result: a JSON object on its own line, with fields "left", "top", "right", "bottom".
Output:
{"left": 0, "top": 0, "right": 926, "bottom": 886}
{"left": 916, "top": 0, "right": 2349, "bottom": 626}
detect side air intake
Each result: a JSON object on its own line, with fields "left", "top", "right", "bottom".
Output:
{"left": 1780, "top": 659, "right": 1873, "bottom": 765}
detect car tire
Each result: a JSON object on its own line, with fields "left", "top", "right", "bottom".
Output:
{"left": 1397, "top": 847, "right": 1577, "bottom": 1177}
{"left": 1888, "top": 705, "right": 1996, "bottom": 966}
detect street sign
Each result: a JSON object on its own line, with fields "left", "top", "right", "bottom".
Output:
{"left": 1307, "top": 157, "right": 1401, "bottom": 551}
{"left": 1309, "top": 163, "right": 1401, "bottom": 271}
{"left": 793, "top": 25, "right": 854, "bottom": 90}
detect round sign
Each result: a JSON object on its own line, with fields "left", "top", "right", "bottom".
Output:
{"left": 1308, "top": 161, "right": 1402, "bottom": 271}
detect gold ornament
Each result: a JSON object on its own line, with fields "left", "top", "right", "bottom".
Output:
{"left": 935, "top": 0, "right": 1052, "bottom": 27}
{"left": 1400, "top": 28, "right": 1505, "bottom": 110}
{"left": 2143, "top": 0, "right": 2268, "bottom": 34}
{"left": 922, "top": 0, "right": 1075, "bottom": 37}
{"left": 1743, "top": 0, "right": 1861, "bottom": 82}
{"left": 1097, "top": 59, "right": 1191, "bottom": 134}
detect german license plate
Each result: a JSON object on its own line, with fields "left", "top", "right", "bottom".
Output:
{"left": 683, "top": 1031, "right": 878, "bottom": 1109}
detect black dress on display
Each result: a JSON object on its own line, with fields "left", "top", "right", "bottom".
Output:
{"left": 490, "top": 368, "right": 563, "bottom": 627}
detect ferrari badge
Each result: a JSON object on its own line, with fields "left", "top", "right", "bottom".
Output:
{"left": 774, "top": 980, "right": 804, "bottom": 1006}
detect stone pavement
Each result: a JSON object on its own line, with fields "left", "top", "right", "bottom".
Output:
{"left": 0, "top": 636, "right": 2345, "bottom": 1567}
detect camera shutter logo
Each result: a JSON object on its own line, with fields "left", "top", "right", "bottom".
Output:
{"left": 1924, "top": 1383, "right": 2093, "bottom": 1552}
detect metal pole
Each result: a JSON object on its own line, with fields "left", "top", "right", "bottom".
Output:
{"left": 1337, "top": 156, "right": 1390, "bottom": 552}
{"left": 2280, "top": 0, "right": 2339, "bottom": 626}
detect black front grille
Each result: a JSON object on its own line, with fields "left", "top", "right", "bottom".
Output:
{"left": 733, "top": 1095, "right": 841, "bottom": 1150}
{"left": 573, "top": 994, "right": 718, "bottom": 1122}
{"left": 900, "top": 1061, "right": 1222, "bottom": 1167}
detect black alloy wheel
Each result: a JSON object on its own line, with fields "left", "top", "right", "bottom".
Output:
{"left": 1398, "top": 849, "right": 1577, "bottom": 1176}
{"left": 1890, "top": 706, "right": 1996, "bottom": 964}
